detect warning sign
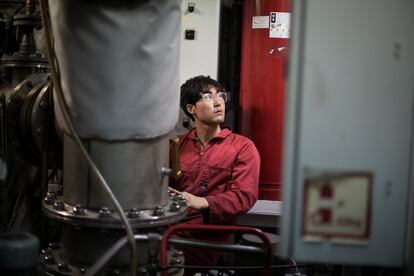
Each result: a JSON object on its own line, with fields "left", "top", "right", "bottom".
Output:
{"left": 302, "top": 172, "right": 372, "bottom": 243}
{"left": 269, "top": 12, "right": 290, "bottom": 38}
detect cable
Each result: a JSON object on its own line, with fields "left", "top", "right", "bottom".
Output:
{"left": 290, "top": 257, "right": 301, "bottom": 274}
{"left": 38, "top": 1, "right": 137, "bottom": 275}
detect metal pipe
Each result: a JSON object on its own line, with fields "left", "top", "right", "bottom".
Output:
{"left": 160, "top": 224, "right": 273, "bottom": 276}
{"left": 169, "top": 238, "right": 264, "bottom": 254}
{"left": 85, "top": 234, "right": 150, "bottom": 276}
{"left": 86, "top": 227, "right": 271, "bottom": 276}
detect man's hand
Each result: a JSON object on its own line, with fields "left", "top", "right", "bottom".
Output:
{"left": 168, "top": 187, "right": 209, "bottom": 211}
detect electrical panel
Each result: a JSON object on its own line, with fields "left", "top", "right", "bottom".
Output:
{"left": 281, "top": 0, "right": 414, "bottom": 266}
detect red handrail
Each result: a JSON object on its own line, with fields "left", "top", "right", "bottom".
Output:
{"left": 160, "top": 224, "right": 272, "bottom": 276}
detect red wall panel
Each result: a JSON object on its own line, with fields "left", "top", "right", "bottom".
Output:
{"left": 239, "top": 0, "right": 290, "bottom": 201}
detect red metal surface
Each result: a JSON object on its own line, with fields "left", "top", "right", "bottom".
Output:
{"left": 160, "top": 224, "right": 272, "bottom": 276}
{"left": 239, "top": 0, "right": 290, "bottom": 201}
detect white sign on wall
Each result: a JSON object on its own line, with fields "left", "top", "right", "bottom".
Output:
{"left": 302, "top": 172, "right": 372, "bottom": 244}
{"left": 252, "top": 16, "right": 269, "bottom": 29}
{"left": 269, "top": 12, "right": 290, "bottom": 38}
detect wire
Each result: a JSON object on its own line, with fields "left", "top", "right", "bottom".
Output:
{"left": 38, "top": 1, "right": 137, "bottom": 275}
{"left": 290, "top": 257, "right": 301, "bottom": 274}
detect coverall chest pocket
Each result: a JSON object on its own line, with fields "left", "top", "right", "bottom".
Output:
{"left": 199, "top": 165, "right": 232, "bottom": 196}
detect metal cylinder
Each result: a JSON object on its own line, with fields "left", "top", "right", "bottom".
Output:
{"left": 62, "top": 134, "right": 170, "bottom": 211}
{"left": 48, "top": 0, "right": 181, "bottom": 140}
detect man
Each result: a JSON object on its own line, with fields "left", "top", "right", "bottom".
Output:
{"left": 169, "top": 75, "right": 260, "bottom": 268}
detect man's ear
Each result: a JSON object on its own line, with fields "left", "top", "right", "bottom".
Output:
{"left": 186, "top": 104, "right": 195, "bottom": 114}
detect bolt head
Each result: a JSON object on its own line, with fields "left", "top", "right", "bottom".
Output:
{"left": 39, "top": 100, "right": 48, "bottom": 109}
{"left": 72, "top": 204, "right": 84, "bottom": 215}
{"left": 57, "top": 263, "right": 71, "bottom": 272}
{"left": 43, "top": 254, "right": 55, "bottom": 264}
{"left": 53, "top": 199, "right": 65, "bottom": 210}
{"left": 127, "top": 208, "right": 140, "bottom": 218}
{"left": 99, "top": 207, "right": 111, "bottom": 218}
{"left": 169, "top": 257, "right": 182, "bottom": 265}
{"left": 170, "top": 202, "right": 181, "bottom": 212}
{"left": 152, "top": 206, "right": 165, "bottom": 216}
{"left": 48, "top": 243, "right": 59, "bottom": 250}
{"left": 44, "top": 192, "right": 56, "bottom": 205}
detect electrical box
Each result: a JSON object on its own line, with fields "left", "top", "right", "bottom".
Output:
{"left": 281, "top": 0, "right": 414, "bottom": 266}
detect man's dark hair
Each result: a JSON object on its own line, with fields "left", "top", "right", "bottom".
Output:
{"left": 180, "top": 75, "right": 223, "bottom": 121}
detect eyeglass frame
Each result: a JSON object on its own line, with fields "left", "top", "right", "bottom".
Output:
{"left": 198, "top": 90, "right": 229, "bottom": 105}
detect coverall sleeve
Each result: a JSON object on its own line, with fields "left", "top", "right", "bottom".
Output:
{"left": 205, "top": 141, "right": 260, "bottom": 224}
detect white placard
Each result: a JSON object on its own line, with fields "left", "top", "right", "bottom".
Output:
{"left": 302, "top": 173, "right": 372, "bottom": 243}
{"left": 252, "top": 16, "right": 269, "bottom": 29}
{"left": 269, "top": 12, "right": 290, "bottom": 38}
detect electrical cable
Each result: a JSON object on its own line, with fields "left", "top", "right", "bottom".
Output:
{"left": 38, "top": 1, "right": 137, "bottom": 275}
{"left": 290, "top": 257, "right": 301, "bottom": 274}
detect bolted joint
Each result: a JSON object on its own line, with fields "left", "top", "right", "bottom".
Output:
{"left": 44, "top": 192, "right": 56, "bottom": 205}
{"left": 39, "top": 100, "right": 48, "bottom": 110}
{"left": 152, "top": 206, "right": 165, "bottom": 216}
{"left": 169, "top": 201, "right": 181, "bottom": 212}
{"left": 57, "top": 263, "right": 71, "bottom": 272}
{"left": 53, "top": 199, "right": 65, "bottom": 211}
{"left": 43, "top": 254, "right": 55, "bottom": 264}
{"left": 48, "top": 243, "right": 60, "bottom": 250}
{"left": 175, "top": 194, "right": 187, "bottom": 207}
{"left": 169, "top": 257, "right": 182, "bottom": 265}
{"left": 72, "top": 204, "right": 84, "bottom": 215}
{"left": 99, "top": 207, "right": 111, "bottom": 218}
{"left": 127, "top": 208, "right": 140, "bottom": 219}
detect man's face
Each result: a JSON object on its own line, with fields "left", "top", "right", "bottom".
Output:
{"left": 187, "top": 87, "right": 226, "bottom": 126}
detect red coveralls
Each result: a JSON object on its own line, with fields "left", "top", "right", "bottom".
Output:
{"left": 170, "top": 128, "right": 260, "bottom": 266}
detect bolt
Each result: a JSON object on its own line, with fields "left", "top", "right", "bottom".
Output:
{"left": 72, "top": 204, "right": 84, "bottom": 215}
{"left": 80, "top": 267, "right": 87, "bottom": 274}
{"left": 99, "top": 206, "right": 111, "bottom": 218}
{"left": 57, "top": 263, "right": 71, "bottom": 272}
{"left": 127, "top": 208, "right": 140, "bottom": 218}
{"left": 53, "top": 199, "right": 65, "bottom": 211}
{"left": 39, "top": 100, "right": 48, "bottom": 110}
{"left": 43, "top": 254, "right": 55, "bottom": 264}
{"left": 170, "top": 201, "right": 181, "bottom": 212}
{"left": 169, "top": 257, "right": 182, "bottom": 265}
{"left": 48, "top": 243, "right": 59, "bottom": 250}
{"left": 175, "top": 195, "right": 187, "bottom": 207}
{"left": 44, "top": 192, "right": 56, "bottom": 205}
{"left": 152, "top": 206, "right": 165, "bottom": 216}
{"left": 161, "top": 167, "right": 172, "bottom": 176}
{"left": 111, "top": 269, "right": 121, "bottom": 275}
{"left": 173, "top": 193, "right": 183, "bottom": 202}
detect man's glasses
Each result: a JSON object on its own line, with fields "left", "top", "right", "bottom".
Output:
{"left": 199, "top": 91, "right": 228, "bottom": 105}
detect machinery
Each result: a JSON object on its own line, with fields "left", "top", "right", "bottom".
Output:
{"left": 0, "top": 1, "right": 275, "bottom": 275}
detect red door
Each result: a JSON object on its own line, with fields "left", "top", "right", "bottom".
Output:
{"left": 239, "top": 0, "right": 290, "bottom": 200}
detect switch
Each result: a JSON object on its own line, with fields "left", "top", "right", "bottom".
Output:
{"left": 185, "top": 29, "right": 195, "bottom": 40}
